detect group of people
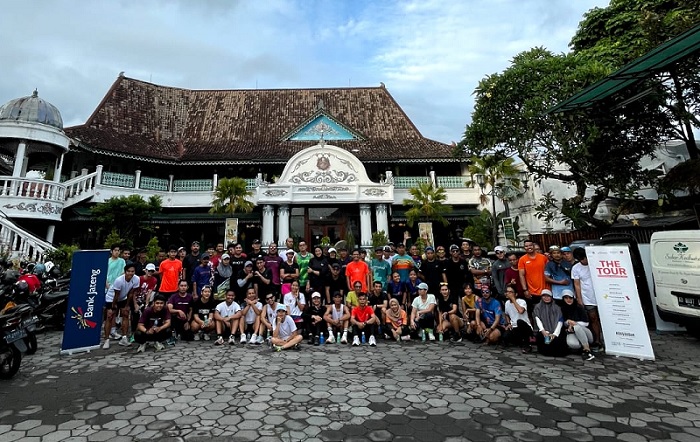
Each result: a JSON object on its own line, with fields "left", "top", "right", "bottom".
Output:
{"left": 101, "top": 237, "right": 602, "bottom": 360}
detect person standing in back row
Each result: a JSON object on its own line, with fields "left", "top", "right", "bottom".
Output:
{"left": 518, "top": 240, "right": 549, "bottom": 306}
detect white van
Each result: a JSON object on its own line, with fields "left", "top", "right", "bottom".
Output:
{"left": 650, "top": 230, "right": 700, "bottom": 336}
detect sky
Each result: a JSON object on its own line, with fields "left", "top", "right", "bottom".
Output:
{"left": 0, "top": 0, "right": 610, "bottom": 144}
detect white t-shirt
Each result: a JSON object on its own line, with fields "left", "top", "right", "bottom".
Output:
{"left": 244, "top": 301, "right": 263, "bottom": 324}
{"left": 505, "top": 299, "right": 531, "bottom": 328}
{"left": 411, "top": 294, "right": 437, "bottom": 311}
{"left": 283, "top": 292, "right": 306, "bottom": 316}
{"left": 571, "top": 263, "right": 596, "bottom": 306}
{"left": 277, "top": 315, "right": 297, "bottom": 340}
{"left": 216, "top": 301, "right": 241, "bottom": 318}
{"left": 105, "top": 274, "right": 140, "bottom": 302}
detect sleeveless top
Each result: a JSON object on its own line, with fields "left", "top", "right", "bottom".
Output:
{"left": 331, "top": 304, "right": 344, "bottom": 321}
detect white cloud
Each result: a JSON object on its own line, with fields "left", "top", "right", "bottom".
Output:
{"left": 0, "top": 0, "right": 609, "bottom": 142}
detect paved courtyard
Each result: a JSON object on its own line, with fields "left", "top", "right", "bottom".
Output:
{"left": 1, "top": 331, "right": 699, "bottom": 442}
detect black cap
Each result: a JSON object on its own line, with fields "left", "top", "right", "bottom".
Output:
{"left": 331, "top": 263, "right": 341, "bottom": 269}
{"left": 253, "top": 239, "right": 261, "bottom": 244}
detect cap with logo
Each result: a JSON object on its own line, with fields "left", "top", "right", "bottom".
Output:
{"left": 145, "top": 263, "right": 156, "bottom": 271}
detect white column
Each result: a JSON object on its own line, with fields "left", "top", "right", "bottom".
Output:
{"left": 134, "top": 170, "right": 142, "bottom": 189}
{"left": 359, "top": 203, "right": 372, "bottom": 249}
{"left": 375, "top": 204, "right": 389, "bottom": 236}
{"left": 277, "top": 205, "right": 290, "bottom": 246}
{"left": 46, "top": 225, "right": 56, "bottom": 244}
{"left": 262, "top": 204, "right": 275, "bottom": 246}
{"left": 53, "top": 153, "right": 65, "bottom": 183}
{"left": 12, "top": 141, "right": 27, "bottom": 177}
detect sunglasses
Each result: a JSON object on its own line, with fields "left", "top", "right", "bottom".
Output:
{"left": 266, "top": 296, "right": 274, "bottom": 301}
{"left": 439, "top": 282, "right": 448, "bottom": 286}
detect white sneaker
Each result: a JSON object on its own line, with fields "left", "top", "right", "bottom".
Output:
{"left": 228, "top": 335, "right": 236, "bottom": 345}
{"left": 203, "top": 333, "right": 211, "bottom": 341}
{"left": 352, "top": 335, "right": 360, "bottom": 346}
{"left": 154, "top": 342, "right": 165, "bottom": 351}
{"left": 256, "top": 335, "right": 264, "bottom": 344}
{"left": 215, "top": 336, "right": 224, "bottom": 345}
{"left": 328, "top": 331, "right": 335, "bottom": 343}
{"left": 249, "top": 334, "right": 257, "bottom": 344}
{"left": 109, "top": 331, "right": 122, "bottom": 340}
{"left": 341, "top": 332, "right": 348, "bottom": 344}
{"left": 118, "top": 336, "right": 130, "bottom": 346}
{"left": 369, "top": 335, "right": 377, "bottom": 347}
{"left": 428, "top": 331, "right": 436, "bottom": 341}
{"left": 240, "top": 334, "right": 247, "bottom": 344}
{"left": 193, "top": 332, "right": 201, "bottom": 341}
{"left": 136, "top": 343, "right": 146, "bottom": 353}
{"left": 102, "top": 339, "right": 110, "bottom": 349}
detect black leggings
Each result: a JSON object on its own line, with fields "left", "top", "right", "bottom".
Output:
{"left": 509, "top": 320, "right": 533, "bottom": 347}
{"left": 535, "top": 332, "right": 569, "bottom": 357}
{"left": 134, "top": 329, "right": 170, "bottom": 344}
{"left": 415, "top": 312, "right": 436, "bottom": 330}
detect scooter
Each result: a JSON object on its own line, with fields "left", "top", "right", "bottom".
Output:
{"left": 0, "top": 304, "right": 34, "bottom": 379}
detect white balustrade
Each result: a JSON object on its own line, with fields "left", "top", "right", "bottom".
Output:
{"left": 0, "top": 212, "right": 54, "bottom": 261}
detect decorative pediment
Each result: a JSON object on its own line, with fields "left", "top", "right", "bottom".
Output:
{"left": 285, "top": 113, "right": 360, "bottom": 141}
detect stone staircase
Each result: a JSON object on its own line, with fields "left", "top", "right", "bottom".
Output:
{"left": 0, "top": 210, "right": 54, "bottom": 261}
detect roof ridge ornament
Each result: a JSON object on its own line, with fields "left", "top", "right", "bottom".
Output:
{"left": 32, "top": 89, "right": 38, "bottom": 98}
{"left": 317, "top": 99, "right": 325, "bottom": 110}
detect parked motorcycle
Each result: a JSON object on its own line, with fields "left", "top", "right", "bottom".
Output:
{"left": 14, "top": 280, "right": 69, "bottom": 332}
{"left": 0, "top": 304, "right": 34, "bottom": 379}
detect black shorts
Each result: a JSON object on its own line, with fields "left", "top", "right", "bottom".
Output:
{"left": 105, "top": 299, "right": 128, "bottom": 311}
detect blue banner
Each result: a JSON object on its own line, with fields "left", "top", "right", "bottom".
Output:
{"left": 61, "top": 250, "right": 109, "bottom": 354}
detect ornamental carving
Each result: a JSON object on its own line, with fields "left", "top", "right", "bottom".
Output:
{"left": 362, "top": 188, "right": 387, "bottom": 196}
{"left": 262, "top": 189, "right": 287, "bottom": 197}
{"left": 3, "top": 202, "right": 63, "bottom": 215}
{"left": 290, "top": 170, "right": 357, "bottom": 184}
{"left": 297, "top": 185, "right": 349, "bottom": 192}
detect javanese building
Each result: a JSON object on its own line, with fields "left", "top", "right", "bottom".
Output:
{"left": 0, "top": 74, "right": 481, "bottom": 257}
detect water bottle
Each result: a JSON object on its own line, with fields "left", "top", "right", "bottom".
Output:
{"left": 336, "top": 334, "right": 341, "bottom": 344}
{"left": 544, "top": 335, "right": 552, "bottom": 345}
{"left": 361, "top": 331, "right": 366, "bottom": 344}
{"left": 439, "top": 333, "right": 444, "bottom": 342}
{"left": 319, "top": 334, "right": 325, "bottom": 345}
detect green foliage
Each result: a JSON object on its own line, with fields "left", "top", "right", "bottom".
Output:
{"left": 462, "top": 209, "right": 496, "bottom": 251}
{"left": 372, "top": 230, "right": 388, "bottom": 250}
{"left": 413, "top": 237, "right": 427, "bottom": 256}
{"left": 320, "top": 236, "right": 331, "bottom": 247}
{"left": 210, "top": 177, "right": 255, "bottom": 215}
{"left": 145, "top": 236, "right": 160, "bottom": 261}
{"left": 45, "top": 244, "right": 80, "bottom": 272}
{"left": 91, "top": 195, "right": 162, "bottom": 243}
{"left": 403, "top": 182, "right": 452, "bottom": 228}
{"left": 571, "top": 0, "right": 700, "bottom": 159}
{"left": 461, "top": 47, "right": 668, "bottom": 228}
{"left": 345, "top": 230, "right": 356, "bottom": 251}
{"left": 103, "top": 229, "right": 129, "bottom": 249}
{"left": 467, "top": 154, "right": 523, "bottom": 206}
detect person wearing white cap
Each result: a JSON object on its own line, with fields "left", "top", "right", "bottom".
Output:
{"left": 271, "top": 303, "right": 303, "bottom": 351}
{"left": 304, "top": 292, "right": 327, "bottom": 345}
{"left": 409, "top": 282, "right": 437, "bottom": 341}
{"left": 533, "top": 289, "right": 568, "bottom": 357}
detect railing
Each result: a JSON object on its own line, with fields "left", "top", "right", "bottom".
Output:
{"left": 0, "top": 177, "right": 66, "bottom": 202}
{"left": 437, "top": 176, "right": 469, "bottom": 188}
{"left": 245, "top": 178, "right": 257, "bottom": 190}
{"left": 140, "top": 176, "right": 169, "bottom": 191}
{"left": 64, "top": 171, "right": 99, "bottom": 206}
{"left": 173, "top": 179, "right": 213, "bottom": 192}
{"left": 101, "top": 171, "right": 136, "bottom": 188}
{"left": 0, "top": 212, "right": 54, "bottom": 261}
{"left": 393, "top": 176, "right": 431, "bottom": 188}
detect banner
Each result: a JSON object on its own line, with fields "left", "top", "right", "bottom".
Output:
{"left": 225, "top": 218, "right": 239, "bottom": 246}
{"left": 587, "top": 246, "right": 655, "bottom": 360}
{"left": 418, "top": 222, "right": 435, "bottom": 248}
{"left": 60, "top": 250, "right": 109, "bottom": 355}
{"left": 502, "top": 217, "right": 516, "bottom": 242}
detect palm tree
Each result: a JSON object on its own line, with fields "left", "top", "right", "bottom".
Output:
{"left": 209, "top": 177, "right": 256, "bottom": 215}
{"left": 403, "top": 182, "right": 452, "bottom": 228}
{"left": 467, "top": 154, "right": 524, "bottom": 246}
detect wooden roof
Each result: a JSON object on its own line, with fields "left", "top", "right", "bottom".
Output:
{"left": 66, "top": 76, "right": 457, "bottom": 164}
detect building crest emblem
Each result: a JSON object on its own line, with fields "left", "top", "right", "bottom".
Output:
{"left": 317, "top": 156, "right": 331, "bottom": 171}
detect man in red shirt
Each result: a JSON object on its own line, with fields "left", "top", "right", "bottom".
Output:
{"left": 350, "top": 293, "right": 379, "bottom": 347}
{"left": 345, "top": 249, "right": 372, "bottom": 293}
{"left": 518, "top": 240, "right": 549, "bottom": 305}
{"left": 158, "top": 245, "right": 183, "bottom": 296}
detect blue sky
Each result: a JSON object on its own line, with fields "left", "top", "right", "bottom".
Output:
{"left": 0, "top": 0, "right": 609, "bottom": 144}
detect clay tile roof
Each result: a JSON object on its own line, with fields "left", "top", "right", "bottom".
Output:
{"left": 65, "top": 76, "right": 457, "bottom": 164}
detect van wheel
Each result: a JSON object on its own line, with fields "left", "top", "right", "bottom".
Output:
{"left": 686, "top": 325, "right": 700, "bottom": 339}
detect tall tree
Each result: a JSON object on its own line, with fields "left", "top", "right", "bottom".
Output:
{"left": 571, "top": 0, "right": 700, "bottom": 159}
{"left": 461, "top": 48, "right": 669, "bottom": 228}
{"left": 403, "top": 182, "right": 452, "bottom": 228}
{"left": 210, "top": 177, "right": 255, "bottom": 215}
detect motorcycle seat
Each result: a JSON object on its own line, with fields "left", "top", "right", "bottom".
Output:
{"left": 43, "top": 290, "right": 69, "bottom": 302}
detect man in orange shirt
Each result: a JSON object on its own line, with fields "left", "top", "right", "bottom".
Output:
{"left": 345, "top": 249, "right": 372, "bottom": 293}
{"left": 518, "top": 240, "right": 549, "bottom": 307}
{"left": 158, "top": 245, "right": 183, "bottom": 296}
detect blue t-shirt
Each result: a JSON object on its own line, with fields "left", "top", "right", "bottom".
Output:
{"left": 191, "top": 265, "right": 213, "bottom": 294}
{"left": 371, "top": 258, "right": 392, "bottom": 289}
{"left": 544, "top": 260, "right": 573, "bottom": 300}
{"left": 476, "top": 296, "right": 505, "bottom": 327}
